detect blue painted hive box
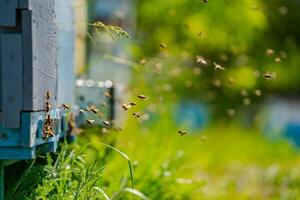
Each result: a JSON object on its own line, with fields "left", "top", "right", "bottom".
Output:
{"left": 0, "top": 0, "right": 73, "bottom": 160}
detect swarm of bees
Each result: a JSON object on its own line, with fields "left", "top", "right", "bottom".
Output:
{"left": 43, "top": 91, "right": 54, "bottom": 139}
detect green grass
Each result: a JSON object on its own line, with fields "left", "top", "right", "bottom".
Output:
{"left": 7, "top": 116, "right": 300, "bottom": 199}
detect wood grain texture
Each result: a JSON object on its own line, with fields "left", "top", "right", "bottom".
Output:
{"left": 55, "top": 0, "right": 75, "bottom": 105}
{"left": 22, "top": 0, "right": 58, "bottom": 111}
{"left": 1, "top": 34, "right": 23, "bottom": 128}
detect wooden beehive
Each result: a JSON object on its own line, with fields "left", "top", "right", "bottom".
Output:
{"left": 0, "top": 0, "right": 73, "bottom": 160}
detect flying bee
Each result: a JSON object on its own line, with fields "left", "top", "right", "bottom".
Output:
{"left": 227, "top": 108, "right": 236, "bottom": 117}
{"left": 263, "top": 72, "right": 273, "bottom": 79}
{"left": 178, "top": 130, "right": 187, "bottom": 136}
{"left": 46, "top": 91, "right": 51, "bottom": 100}
{"left": 86, "top": 119, "right": 95, "bottom": 126}
{"left": 159, "top": 43, "right": 167, "bottom": 49}
{"left": 254, "top": 89, "right": 262, "bottom": 97}
{"left": 137, "top": 94, "right": 147, "bottom": 100}
{"left": 90, "top": 106, "right": 99, "bottom": 114}
{"left": 62, "top": 104, "right": 71, "bottom": 110}
{"left": 122, "top": 103, "right": 131, "bottom": 111}
{"left": 132, "top": 112, "right": 141, "bottom": 118}
{"left": 196, "top": 55, "right": 207, "bottom": 65}
{"left": 266, "top": 48, "right": 275, "bottom": 57}
{"left": 275, "top": 57, "right": 281, "bottom": 63}
{"left": 79, "top": 109, "right": 85, "bottom": 114}
{"left": 129, "top": 102, "right": 137, "bottom": 106}
{"left": 240, "top": 89, "right": 248, "bottom": 97}
{"left": 243, "top": 98, "right": 251, "bottom": 106}
{"left": 100, "top": 101, "right": 107, "bottom": 107}
{"left": 104, "top": 92, "right": 111, "bottom": 98}
{"left": 213, "top": 62, "right": 225, "bottom": 71}
{"left": 203, "top": 0, "right": 208, "bottom": 3}
{"left": 140, "top": 59, "right": 146, "bottom": 65}
{"left": 103, "top": 121, "right": 110, "bottom": 127}
{"left": 228, "top": 77, "right": 235, "bottom": 85}
{"left": 198, "top": 32, "right": 202, "bottom": 36}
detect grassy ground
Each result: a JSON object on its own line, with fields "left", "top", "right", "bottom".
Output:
{"left": 7, "top": 116, "right": 300, "bottom": 200}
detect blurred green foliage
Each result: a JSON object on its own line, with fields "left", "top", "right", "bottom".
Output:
{"left": 129, "top": 0, "right": 300, "bottom": 117}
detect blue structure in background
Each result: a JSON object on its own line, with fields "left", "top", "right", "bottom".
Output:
{"left": 175, "top": 101, "right": 209, "bottom": 133}
{"left": 262, "top": 97, "right": 300, "bottom": 148}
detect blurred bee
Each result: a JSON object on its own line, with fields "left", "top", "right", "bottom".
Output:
{"left": 137, "top": 94, "right": 147, "bottom": 100}
{"left": 200, "top": 136, "right": 207, "bottom": 142}
{"left": 275, "top": 57, "right": 281, "bottom": 63}
{"left": 46, "top": 91, "right": 51, "bottom": 100}
{"left": 228, "top": 77, "right": 235, "bottom": 85}
{"left": 227, "top": 108, "right": 236, "bottom": 117}
{"left": 198, "top": 32, "right": 202, "bottom": 36}
{"left": 159, "top": 43, "right": 167, "bottom": 49}
{"left": 90, "top": 106, "right": 99, "bottom": 114}
{"left": 86, "top": 119, "right": 95, "bottom": 126}
{"left": 122, "top": 103, "right": 131, "bottom": 111}
{"left": 100, "top": 101, "right": 107, "bottom": 107}
{"left": 240, "top": 89, "right": 248, "bottom": 97}
{"left": 79, "top": 109, "right": 85, "bottom": 114}
{"left": 103, "top": 121, "right": 110, "bottom": 127}
{"left": 263, "top": 72, "right": 273, "bottom": 79}
{"left": 213, "top": 62, "right": 225, "bottom": 71}
{"left": 178, "top": 130, "right": 187, "bottom": 136}
{"left": 196, "top": 55, "right": 207, "bottom": 65}
{"left": 254, "top": 89, "right": 262, "bottom": 97}
{"left": 133, "top": 112, "right": 141, "bottom": 118}
{"left": 104, "top": 92, "right": 111, "bottom": 98}
{"left": 140, "top": 59, "right": 146, "bottom": 65}
{"left": 266, "top": 49, "right": 275, "bottom": 57}
{"left": 243, "top": 98, "right": 251, "bottom": 106}
{"left": 202, "top": 0, "right": 208, "bottom": 3}
{"left": 45, "top": 102, "right": 51, "bottom": 112}
{"left": 62, "top": 104, "right": 71, "bottom": 110}
{"left": 130, "top": 102, "right": 137, "bottom": 106}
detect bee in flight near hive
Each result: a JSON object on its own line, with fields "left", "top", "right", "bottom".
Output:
{"left": 196, "top": 55, "right": 207, "bottom": 66}
{"left": 178, "top": 130, "right": 187, "bottom": 136}
{"left": 159, "top": 43, "right": 167, "bottom": 49}
{"left": 213, "top": 62, "right": 225, "bottom": 71}
{"left": 103, "top": 121, "right": 110, "bottom": 127}
{"left": 263, "top": 72, "right": 273, "bottom": 79}
{"left": 86, "top": 119, "right": 95, "bottom": 126}
{"left": 104, "top": 92, "right": 111, "bottom": 98}
{"left": 133, "top": 112, "right": 141, "bottom": 118}
{"left": 79, "top": 109, "right": 85, "bottom": 114}
{"left": 62, "top": 104, "right": 71, "bottom": 110}
{"left": 137, "top": 94, "right": 147, "bottom": 100}
{"left": 90, "top": 106, "right": 99, "bottom": 114}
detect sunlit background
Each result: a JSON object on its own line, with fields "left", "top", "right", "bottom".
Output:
{"left": 9, "top": 0, "right": 300, "bottom": 199}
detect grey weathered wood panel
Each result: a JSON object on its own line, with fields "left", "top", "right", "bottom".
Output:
{"left": 1, "top": 34, "right": 23, "bottom": 128}
{"left": 56, "top": 0, "right": 75, "bottom": 105}
{"left": 0, "top": 0, "right": 18, "bottom": 27}
{"left": 22, "top": 0, "right": 58, "bottom": 111}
